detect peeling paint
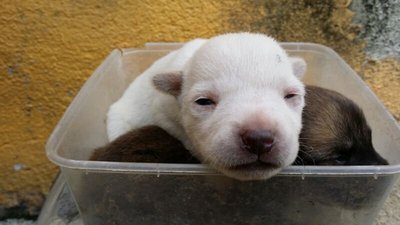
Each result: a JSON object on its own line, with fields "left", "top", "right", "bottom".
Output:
{"left": 7, "top": 66, "right": 17, "bottom": 76}
{"left": 13, "top": 164, "right": 26, "bottom": 172}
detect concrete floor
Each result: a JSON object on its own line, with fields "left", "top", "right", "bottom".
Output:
{"left": 0, "top": 220, "right": 34, "bottom": 225}
{"left": 375, "top": 180, "right": 400, "bottom": 225}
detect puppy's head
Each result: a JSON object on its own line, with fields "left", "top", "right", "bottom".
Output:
{"left": 298, "top": 86, "right": 389, "bottom": 166}
{"left": 153, "top": 33, "right": 306, "bottom": 180}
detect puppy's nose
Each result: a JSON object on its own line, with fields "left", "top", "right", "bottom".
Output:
{"left": 241, "top": 129, "right": 274, "bottom": 155}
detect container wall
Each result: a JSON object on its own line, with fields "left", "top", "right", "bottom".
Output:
{"left": 36, "top": 174, "right": 81, "bottom": 225}
{"left": 62, "top": 167, "right": 399, "bottom": 225}
{"left": 50, "top": 50, "right": 125, "bottom": 161}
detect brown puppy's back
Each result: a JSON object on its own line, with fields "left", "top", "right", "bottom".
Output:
{"left": 91, "top": 125, "right": 199, "bottom": 163}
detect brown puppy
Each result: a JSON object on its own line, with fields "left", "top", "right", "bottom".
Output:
{"left": 91, "top": 86, "right": 388, "bottom": 166}
{"left": 296, "top": 86, "right": 388, "bottom": 165}
{"left": 90, "top": 125, "right": 198, "bottom": 163}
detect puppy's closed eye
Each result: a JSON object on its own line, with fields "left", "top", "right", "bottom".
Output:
{"left": 284, "top": 92, "right": 302, "bottom": 105}
{"left": 284, "top": 93, "right": 297, "bottom": 99}
{"left": 283, "top": 87, "right": 304, "bottom": 108}
{"left": 195, "top": 97, "right": 216, "bottom": 106}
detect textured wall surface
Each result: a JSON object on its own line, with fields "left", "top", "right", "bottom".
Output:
{"left": 0, "top": 0, "right": 399, "bottom": 223}
{"left": 351, "top": 0, "right": 400, "bottom": 59}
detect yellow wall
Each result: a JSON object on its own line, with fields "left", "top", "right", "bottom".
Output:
{"left": 0, "top": 0, "right": 398, "bottom": 215}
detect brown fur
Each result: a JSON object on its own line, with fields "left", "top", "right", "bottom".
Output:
{"left": 91, "top": 86, "right": 388, "bottom": 166}
{"left": 90, "top": 125, "right": 198, "bottom": 163}
{"left": 297, "top": 86, "right": 388, "bottom": 165}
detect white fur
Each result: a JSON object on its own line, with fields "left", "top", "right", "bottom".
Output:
{"left": 107, "top": 39, "right": 206, "bottom": 147}
{"left": 107, "top": 33, "right": 306, "bottom": 180}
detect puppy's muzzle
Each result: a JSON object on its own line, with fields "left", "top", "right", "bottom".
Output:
{"left": 240, "top": 129, "right": 275, "bottom": 156}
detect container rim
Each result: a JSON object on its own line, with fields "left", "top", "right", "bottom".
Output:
{"left": 46, "top": 42, "right": 400, "bottom": 177}
{"left": 48, "top": 155, "right": 400, "bottom": 177}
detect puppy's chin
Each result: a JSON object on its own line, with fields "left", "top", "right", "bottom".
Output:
{"left": 188, "top": 129, "right": 299, "bottom": 180}
{"left": 217, "top": 163, "right": 283, "bottom": 181}
{"left": 202, "top": 148, "right": 293, "bottom": 181}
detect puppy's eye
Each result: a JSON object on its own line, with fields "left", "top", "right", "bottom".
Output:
{"left": 195, "top": 98, "right": 215, "bottom": 106}
{"left": 284, "top": 93, "right": 297, "bottom": 99}
{"left": 333, "top": 151, "right": 352, "bottom": 165}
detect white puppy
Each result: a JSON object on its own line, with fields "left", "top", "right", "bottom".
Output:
{"left": 107, "top": 33, "right": 306, "bottom": 180}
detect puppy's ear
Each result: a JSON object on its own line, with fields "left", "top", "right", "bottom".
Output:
{"left": 152, "top": 71, "right": 183, "bottom": 97}
{"left": 289, "top": 57, "right": 307, "bottom": 79}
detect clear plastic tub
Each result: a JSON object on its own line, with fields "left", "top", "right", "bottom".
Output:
{"left": 46, "top": 43, "right": 400, "bottom": 225}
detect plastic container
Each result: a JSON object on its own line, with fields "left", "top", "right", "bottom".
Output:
{"left": 46, "top": 43, "right": 400, "bottom": 225}
{"left": 36, "top": 174, "right": 82, "bottom": 225}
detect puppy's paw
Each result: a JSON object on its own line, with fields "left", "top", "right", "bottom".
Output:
{"left": 107, "top": 104, "right": 133, "bottom": 141}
